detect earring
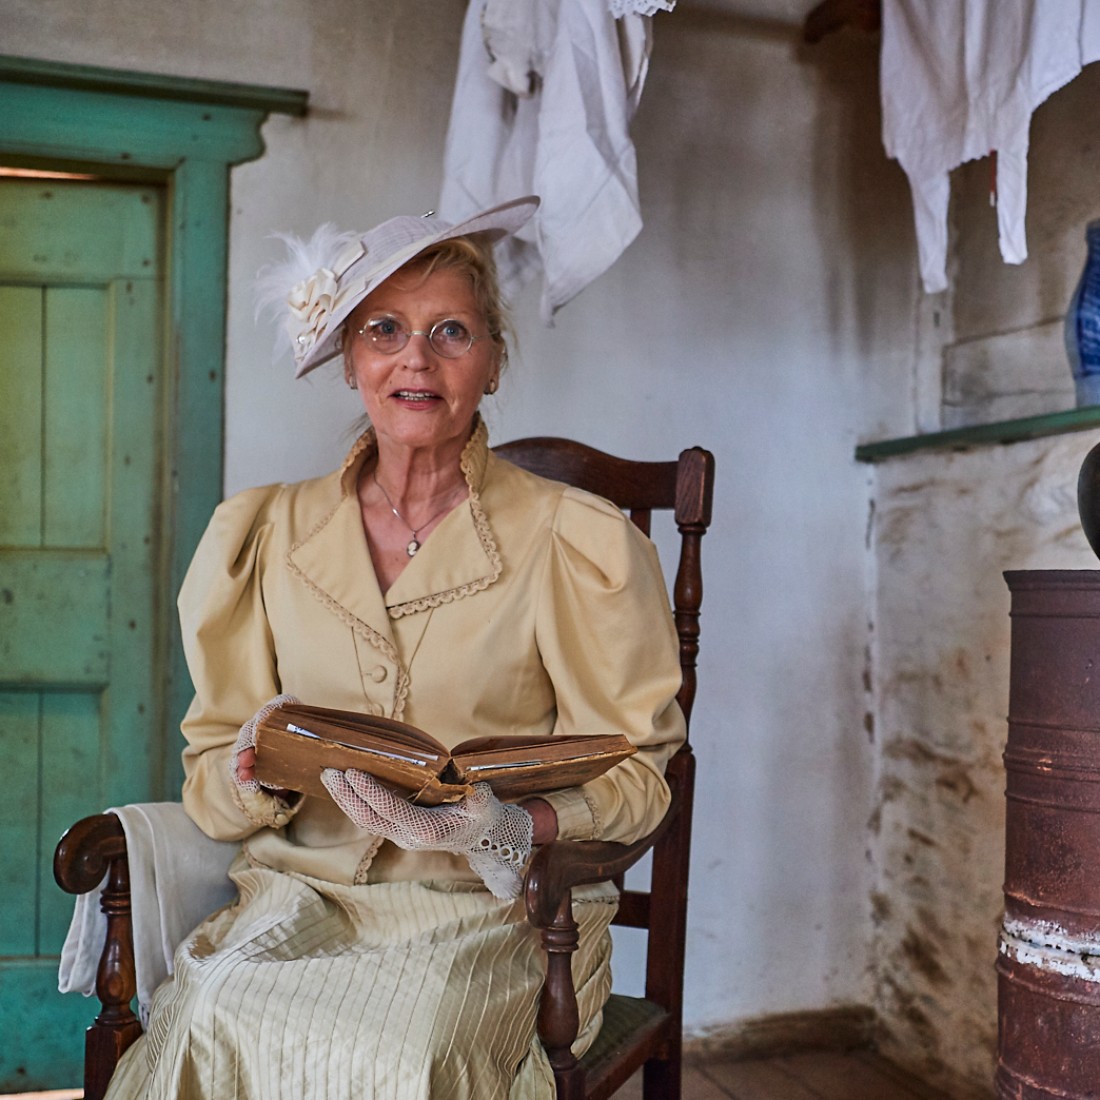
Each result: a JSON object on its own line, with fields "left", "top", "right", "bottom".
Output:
{"left": 484, "top": 378, "right": 498, "bottom": 396}
{"left": 347, "top": 376, "right": 358, "bottom": 390}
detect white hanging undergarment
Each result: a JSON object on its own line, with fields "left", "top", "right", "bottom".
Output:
{"left": 439, "top": 0, "right": 668, "bottom": 322}
{"left": 881, "top": 0, "right": 1100, "bottom": 293}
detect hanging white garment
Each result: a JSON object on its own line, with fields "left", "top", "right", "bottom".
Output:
{"left": 439, "top": 0, "right": 663, "bottom": 322}
{"left": 881, "top": 0, "right": 1100, "bottom": 293}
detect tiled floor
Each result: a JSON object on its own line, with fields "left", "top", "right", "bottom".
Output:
{"left": 7, "top": 1050, "right": 950, "bottom": 1100}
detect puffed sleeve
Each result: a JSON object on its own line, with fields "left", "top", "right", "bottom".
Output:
{"left": 177, "top": 484, "right": 299, "bottom": 841}
{"left": 534, "top": 487, "right": 686, "bottom": 844}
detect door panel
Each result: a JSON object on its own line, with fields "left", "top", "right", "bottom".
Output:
{"left": 0, "top": 551, "right": 110, "bottom": 683}
{"left": 0, "top": 691, "right": 39, "bottom": 955}
{"left": 0, "top": 285, "right": 43, "bottom": 544}
{"left": 0, "top": 177, "right": 164, "bottom": 1091}
{"left": 44, "top": 285, "right": 110, "bottom": 545}
{"left": 39, "top": 691, "right": 106, "bottom": 948}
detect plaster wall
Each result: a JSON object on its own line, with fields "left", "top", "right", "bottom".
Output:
{"left": 6, "top": 0, "right": 918, "bottom": 1050}
{"left": 611, "top": 19, "right": 915, "bottom": 1031}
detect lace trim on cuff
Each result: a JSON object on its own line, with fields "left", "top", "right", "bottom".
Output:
{"left": 543, "top": 786, "right": 601, "bottom": 841}
{"left": 231, "top": 783, "right": 300, "bottom": 829}
{"left": 352, "top": 834, "right": 387, "bottom": 884}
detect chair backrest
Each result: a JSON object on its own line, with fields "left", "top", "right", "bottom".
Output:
{"left": 494, "top": 437, "right": 715, "bottom": 730}
{"left": 494, "top": 437, "right": 715, "bottom": 1012}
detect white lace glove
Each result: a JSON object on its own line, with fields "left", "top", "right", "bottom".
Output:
{"left": 230, "top": 694, "right": 299, "bottom": 794}
{"left": 320, "top": 769, "right": 534, "bottom": 900}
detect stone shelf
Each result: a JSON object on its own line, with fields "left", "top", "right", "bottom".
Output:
{"left": 856, "top": 406, "right": 1100, "bottom": 463}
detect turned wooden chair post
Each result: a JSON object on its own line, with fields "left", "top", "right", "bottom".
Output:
{"left": 672, "top": 447, "right": 711, "bottom": 724}
{"left": 635, "top": 447, "right": 709, "bottom": 1099}
{"left": 537, "top": 890, "right": 583, "bottom": 1098}
{"left": 54, "top": 812, "right": 141, "bottom": 1100}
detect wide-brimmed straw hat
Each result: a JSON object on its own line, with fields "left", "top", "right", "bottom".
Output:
{"left": 275, "top": 196, "right": 539, "bottom": 378}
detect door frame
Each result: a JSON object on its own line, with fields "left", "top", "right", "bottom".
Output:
{"left": 0, "top": 54, "right": 308, "bottom": 794}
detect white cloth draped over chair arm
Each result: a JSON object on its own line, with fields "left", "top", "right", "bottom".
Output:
{"left": 58, "top": 802, "right": 239, "bottom": 1024}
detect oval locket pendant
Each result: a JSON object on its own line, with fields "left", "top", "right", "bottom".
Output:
{"left": 406, "top": 539, "right": 421, "bottom": 557}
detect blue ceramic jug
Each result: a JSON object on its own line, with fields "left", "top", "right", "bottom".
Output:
{"left": 1066, "top": 219, "right": 1100, "bottom": 407}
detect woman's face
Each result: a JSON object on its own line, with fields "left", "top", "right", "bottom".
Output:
{"left": 345, "top": 263, "right": 500, "bottom": 461}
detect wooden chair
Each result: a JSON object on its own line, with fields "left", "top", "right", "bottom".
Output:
{"left": 54, "top": 437, "right": 716, "bottom": 1100}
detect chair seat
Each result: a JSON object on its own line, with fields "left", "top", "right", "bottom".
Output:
{"left": 580, "top": 994, "right": 672, "bottom": 1099}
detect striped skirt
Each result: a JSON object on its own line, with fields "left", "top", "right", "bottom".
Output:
{"left": 104, "top": 865, "right": 618, "bottom": 1100}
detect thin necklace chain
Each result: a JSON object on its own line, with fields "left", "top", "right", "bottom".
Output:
{"left": 373, "top": 475, "right": 459, "bottom": 557}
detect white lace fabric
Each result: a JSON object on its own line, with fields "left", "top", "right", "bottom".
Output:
{"left": 322, "top": 770, "right": 534, "bottom": 899}
{"left": 606, "top": 0, "right": 675, "bottom": 15}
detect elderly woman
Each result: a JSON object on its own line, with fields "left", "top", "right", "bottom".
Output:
{"left": 103, "top": 197, "right": 685, "bottom": 1100}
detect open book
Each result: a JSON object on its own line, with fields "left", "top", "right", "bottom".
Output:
{"left": 253, "top": 702, "right": 636, "bottom": 806}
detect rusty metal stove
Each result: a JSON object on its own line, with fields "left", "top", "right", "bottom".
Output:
{"left": 997, "top": 448, "right": 1100, "bottom": 1098}
{"left": 999, "top": 571, "right": 1100, "bottom": 1098}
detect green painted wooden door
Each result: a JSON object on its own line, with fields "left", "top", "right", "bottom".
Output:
{"left": 0, "top": 177, "right": 164, "bottom": 1091}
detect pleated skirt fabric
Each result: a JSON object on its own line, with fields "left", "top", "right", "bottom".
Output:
{"left": 103, "top": 866, "right": 617, "bottom": 1100}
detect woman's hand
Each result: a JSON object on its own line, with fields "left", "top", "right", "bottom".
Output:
{"left": 520, "top": 797, "right": 558, "bottom": 845}
{"left": 235, "top": 745, "right": 258, "bottom": 786}
{"left": 321, "top": 769, "right": 534, "bottom": 899}
{"left": 231, "top": 695, "right": 301, "bottom": 800}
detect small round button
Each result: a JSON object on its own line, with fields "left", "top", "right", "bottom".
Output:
{"left": 371, "top": 665, "right": 388, "bottom": 683}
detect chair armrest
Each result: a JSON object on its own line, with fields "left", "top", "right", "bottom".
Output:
{"left": 523, "top": 785, "right": 680, "bottom": 928}
{"left": 54, "top": 812, "right": 127, "bottom": 894}
{"left": 54, "top": 812, "right": 142, "bottom": 1100}
{"left": 523, "top": 830, "right": 666, "bottom": 929}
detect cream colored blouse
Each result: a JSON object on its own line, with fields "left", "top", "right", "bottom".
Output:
{"left": 178, "top": 420, "right": 686, "bottom": 886}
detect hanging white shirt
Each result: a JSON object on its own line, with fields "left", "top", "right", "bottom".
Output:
{"left": 881, "top": 0, "right": 1100, "bottom": 293}
{"left": 440, "top": 0, "right": 664, "bottom": 322}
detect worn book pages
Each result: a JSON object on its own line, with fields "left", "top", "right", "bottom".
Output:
{"left": 253, "top": 702, "right": 636, "bottom": 806}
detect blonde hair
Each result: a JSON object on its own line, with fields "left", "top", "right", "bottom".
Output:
{"left": 340, "top": 232, "right": 513, "bottom": 379}
{"left": 407, "top": 232, "right": 513, "bottom": 364}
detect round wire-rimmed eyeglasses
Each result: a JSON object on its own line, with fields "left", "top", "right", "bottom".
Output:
{"left": 353, "top": 316, "right": 486, "bottom": 359}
